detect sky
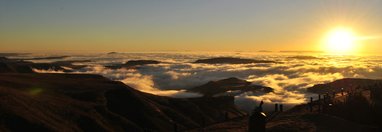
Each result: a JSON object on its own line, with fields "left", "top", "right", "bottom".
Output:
{"left": 1, "top": 0, "right": 381, "bottom": 53}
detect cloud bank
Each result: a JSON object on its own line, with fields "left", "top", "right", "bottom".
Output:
{"left": 32, "top": 53, "right": 382, "bottom": 111}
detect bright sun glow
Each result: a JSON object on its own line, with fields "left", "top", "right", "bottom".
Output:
{"left": 325, "top": 27, "right": 357, "bottom": 53}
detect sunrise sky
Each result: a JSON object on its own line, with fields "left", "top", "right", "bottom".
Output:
{"left": 1, "top": 0, "right": 381, "bottom": 53}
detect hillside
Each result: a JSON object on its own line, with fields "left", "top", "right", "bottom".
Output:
{"left": 194, "top": 57, "right": 276, "bottom": 64}
{"left": 0, "top": 73, "right": 245, "bottom": 131}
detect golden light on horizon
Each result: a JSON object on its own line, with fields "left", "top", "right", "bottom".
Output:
{"left": 324, "top": 27, "right": 357, "bottom": 54}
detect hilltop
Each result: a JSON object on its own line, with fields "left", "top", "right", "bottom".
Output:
{"left": 188, "top": 77, "right": 273, "bottom": 97}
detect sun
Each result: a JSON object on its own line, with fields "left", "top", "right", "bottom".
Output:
{"left": 324, "top": 27, "right": 357, "bottom": 53}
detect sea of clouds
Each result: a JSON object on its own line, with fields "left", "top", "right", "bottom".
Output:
{"left": 22, "top": 52, "right": 382, "bottom": 111}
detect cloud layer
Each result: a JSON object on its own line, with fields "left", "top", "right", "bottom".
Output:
{"left": 31, "top": 53, "right": 382, "bottom": 111}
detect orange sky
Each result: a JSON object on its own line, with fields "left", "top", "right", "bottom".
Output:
{"left": 0, "top": 0, "right": 381, "bottom": 54}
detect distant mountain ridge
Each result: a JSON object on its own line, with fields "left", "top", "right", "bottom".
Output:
{"left": 0, "top": 57, "right": 88, "bottom": 73}
{"left": 106, "top": 60, "right": 160, "bottom": 69}
{"left": 194, "top": 57, "right": 276, "bottom": 64}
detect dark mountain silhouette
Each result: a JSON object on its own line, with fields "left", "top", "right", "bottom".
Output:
{"left": 265, "top": 103, "right": 379, "bottom": 131}
{"left": 257, "top": 50, "right": 272, "bottom": 52}
{"left": 203, "top": 78, "right": 381, "bottom": 131}
{"left": 306, "top": 78, "right": 382, "bottom": 129}
{"left": 0, "top": 57, "right": 35, "bottom": 73}
{"left": 51, "top": 60, "right": 91, "bottom": 70}
{"left": 287, "top": 56, "right": 323, "bottom": 60}
{"left": 188, "top": 77, "right": 273, "bottom": 97}
{"left": 0, "top": 53, "right": 29, "bottom": 57}
{"left": 107, "top": 52, "right": 118, "bottom": 55}
{"left": 0, "top": 57, "right": 89, "bottom": 73}
{"left": 106, "top": 60, "right": 160, "bottom": 69}
{"left": 24, "top": 56, "right": 70, "bottom": 60}
{"left": 307, "top": 78, "right": 381, "bottom": 94}
{"left": 279, "top": 50, "right": 324, "bottom": 53}
{"left": 194, "top": 57, "right": 276, "bottom": 64}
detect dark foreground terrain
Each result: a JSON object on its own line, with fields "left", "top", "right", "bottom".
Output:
{"left": 194, "top": 57, "right": 277, "bottom": 64}
{"left": 1, "top": 56, "right": 382, "bottom": 131}
{"left": 0, "top": 73, "right": 246, "bottom": 131}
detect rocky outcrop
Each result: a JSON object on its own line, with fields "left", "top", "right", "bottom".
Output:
{"left": 188, "top": 77, "right": 273, "bottom": 97}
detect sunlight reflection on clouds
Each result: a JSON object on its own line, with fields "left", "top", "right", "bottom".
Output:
{"left": 30, "top": 53, "right": 382, "bottom": 110}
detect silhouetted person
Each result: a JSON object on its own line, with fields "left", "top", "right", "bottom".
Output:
{"left": 279, "top": 104, "right": 284, "bottom": 112}
{"left": 309, "top": 97, "right": 313, "bottom": 112}
{"left": 248, "top": 101, "right": 266, "bottom": 132}
{"left": 274, "top": 103, "right": 278, "bottom": 112}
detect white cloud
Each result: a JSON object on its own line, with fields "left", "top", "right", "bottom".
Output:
{"left": 32, "top": 68, "right": 65, "bottom": 73}
{"left": 33, "top": 53, "right": 382, "bottom": 110}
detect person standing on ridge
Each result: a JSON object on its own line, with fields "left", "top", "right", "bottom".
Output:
{"left": 248, "top": 101, "right": 267, "bottom": 132}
